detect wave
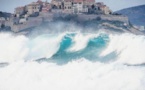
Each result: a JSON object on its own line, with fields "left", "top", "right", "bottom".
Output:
{"left": 0, "top": 32, "right": 145, "bottom": 65}
{"left": 101, "top": 34, "right": 145, "bottom": 65}
{"left": 0, "top": 32, "right": 145, "bottom": 90}
{"left": 0, "top": 59, "right": 145, "bottom": 90}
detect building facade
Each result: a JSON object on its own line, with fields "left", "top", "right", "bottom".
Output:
{"left": 73, "top": 0, "right": 84, "bottom": 14}
{"left": 63, "top": 0, "right": 73, "bottom": 13}
{"left": 26, "top": 2, "right": 41, "bottom": 15}
{"left": 15, "top": 7, "right": 26, "bottom": 17}
{"left": 51, "top": 0, "right": 63, "bottom": 9}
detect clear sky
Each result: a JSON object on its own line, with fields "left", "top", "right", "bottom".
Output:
{"left": 0, "top": 0, "right": 145, "bottom": 13}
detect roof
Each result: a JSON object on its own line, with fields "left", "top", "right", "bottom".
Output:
{"left": 28, "top": 2, "right": 40, "bottom": 6}
{"left": 15, "top": 7, "right": 25, "bottom": 10}
{"left": 96, "top": 2, "right": 104, "bottom": 6}
{"left": 37, "top": 0, "right": 43, "bottom": 3}
{"left": 99, "top": 5, "right": 107, "bottom": 8}
{"left": 37, "top": 0, "right": 43, "bottom": 4}
{"left": 64, "top": 0, "right": 73, "bottom": 2}
{"left": 43, "top": 4, "right": 51, "bottom": 8}
{"left": 85, "top": 0, "right": 95, "bottom": 3}
{"left": 52, "top": 0, "right": 63, "bottom": 2}
{"left": 73, "top": 0, "right": 83, "bottom": 3}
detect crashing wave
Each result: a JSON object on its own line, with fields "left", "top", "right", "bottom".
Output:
{"left": 0, "top": 31, "right": 145, "bottom": 90}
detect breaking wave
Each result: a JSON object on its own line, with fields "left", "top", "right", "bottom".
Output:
{"left": 0, "top": 32, "right": 145, "bottom": 90}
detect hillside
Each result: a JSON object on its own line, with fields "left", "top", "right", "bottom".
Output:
{"left": 116, "top": 5, "right": 145, "bottom": 26}
{"left": 0, "top": 11, "right": 11, "bottom": 18}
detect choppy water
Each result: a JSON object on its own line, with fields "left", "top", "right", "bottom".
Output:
{"left": 0, "top": 32, "right": 145, "bottom": 90}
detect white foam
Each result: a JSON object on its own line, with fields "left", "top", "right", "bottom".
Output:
{"left": 0, "top": 33, "right": 66, "bottom": 62}
{"left": 0, "top": 32, "right": 145, "bottom": 90}
{"left": 68, "top": 33, "right": 97, "bottom": 52}
{"left": 0, "top": 59, "right": 145, "bottom": 90}
{"left": 0, "top": 33, "right": 29, "bottom": 63}
{"left": 101, "top": 33, "right": 145, "bottom": 65}
{"left": 26, "top": 34, "right": 64, "bottom": 60}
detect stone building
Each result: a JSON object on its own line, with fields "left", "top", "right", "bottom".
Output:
{"left": 51, "top": 0, "right": 63, "bottom": 9}
{"left": 15, "top": 7, "right": 25, "bottom": 17}
{"left": 36, "top": 0, "right": 43, "bottom": 5}
{"left": 96, "top": 2, "right": 104, "bottom": 6}
{"left": 99, "top": 5, "right": 112, "bottom": 15}
{"left": 73, "top": 0, "right": 84, "bottom": 14}
{"left": 26, "top": 2, "right": 41, "bottom": 15}
{"left": 63, "top": 0, "right": 73, "bottom": 13}
{"left": 84, "top": 0, "right": 95, "bottom": 6}
{"left": 42, "top": 4, "right": 52, "bottom": 12}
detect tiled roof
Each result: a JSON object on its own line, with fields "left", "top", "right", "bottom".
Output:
{"left": 52, "top": 0, "right": 63, "bottom": 2}
{"left": 99, "top": 5, "right": 106, "bottom": 8}
{"left": 64, "top": 0, "right": 73, "bottom": 2}
{"left": 96, "top": 2, "right": 104, "bottom": 5}
{"left": 15, "top": 7, "right": 24, "bottom": 10}
{"left": 73, "top": 0, "right": 83, "bottom": 3}
{"left": 37, "top": 0, "right": 43, "bottom": 4}
{"left": 85, "top": 0, "right": 95, "bottom": 2}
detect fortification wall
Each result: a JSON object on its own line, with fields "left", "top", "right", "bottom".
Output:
{"left": 77, "top": 14, "right": 129, "bottom": 24}
{"left": 100, "top": 15, "right": 129, "bottom": 24}
{"left": 39, "top": 12, "right": 53, "bottom": 22}
{"left": 5, "top": 13, "right": 129, "bottom": 32}
{"left": 11, "top": 17, "right": 42, "bottom": 32}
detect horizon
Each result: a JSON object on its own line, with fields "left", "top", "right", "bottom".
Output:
{"left": 0, "top": 0, "right": 145, "bottom": 13}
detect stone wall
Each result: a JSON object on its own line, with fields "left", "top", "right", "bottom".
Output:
{"left": 39, "top": 12, "right": 53, "bottom": 22}
{"left": 11, "top": 17, "right": 42, "bottom": 32}
{"left": 2, "top": 13, "right": 129, "bottom": 32}
{"left": 100, "top": 15, "right": 129, "bottom": 24}
{"left": 77, "top": 14, "right": 129, "bottom": 24}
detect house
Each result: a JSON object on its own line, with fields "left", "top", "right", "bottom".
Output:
{"left": 99, "top": 5, "right": 112, "bottom": 15}
{"left": 63, "top": 0, "right": 73, "bottom": 13}
{"left": 84, "top": 0, "right": 95, "bottom": 6}
{"left": 51, "top": 0, "right": 63, "bottom": 9}
{"left": 82, "top": 5, "right": 88, "bottom": 13}
{"left": 42, "top": 4, "right": 52, "bottom": 12}
{"left": 36, "top": 0, "right": 43, "bottom": 5}
{"left": 26, "top": 2, "right": 41, "bottom": 15}
{"left": 96, "top": 2, "right": 104, "bottom": 6}
{"left": 73, "top": 0, "right": 84, "bottom": 14}
{"left": 15, "top": 7, "right": 25, "bottom": 17}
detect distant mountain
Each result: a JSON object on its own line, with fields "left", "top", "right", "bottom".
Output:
{"left": 116, "top": 5, "right": 145, "bottom": 26}
{"left": 0, "top": 11, "right": 11, "bottom": 18}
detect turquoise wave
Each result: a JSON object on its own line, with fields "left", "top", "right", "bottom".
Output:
{"left": 45, "top": 33, "right": 112, "bottom": 64}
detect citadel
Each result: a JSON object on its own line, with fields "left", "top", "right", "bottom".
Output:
{"left": 0, "top": 0, "right": 129, "bottom": 32}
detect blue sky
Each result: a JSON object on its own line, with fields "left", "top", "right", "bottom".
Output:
{"left": 0, "top": 0, "right": 145, "bottom": 13}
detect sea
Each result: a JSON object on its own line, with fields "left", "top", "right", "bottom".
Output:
{"left": 0, "top": 30, "right": 145, "bottom": 90}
